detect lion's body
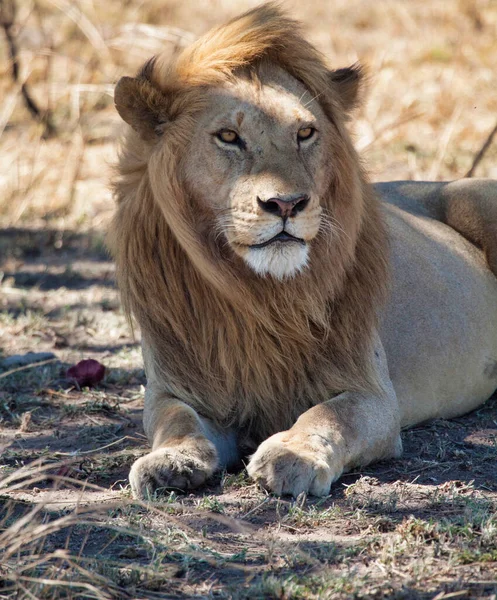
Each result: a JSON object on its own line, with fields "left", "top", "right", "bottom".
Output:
{"left": 379, "top": 180, "right": 497, "bottom": 427}
{"left": 110, "top": 4, "right": 497, "bottom": 498}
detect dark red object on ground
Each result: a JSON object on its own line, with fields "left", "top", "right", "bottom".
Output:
{"left": 67, "top": 359, "right": 105, "bottom": 387}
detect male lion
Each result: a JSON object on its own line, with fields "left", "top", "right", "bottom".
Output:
{"left": 109, "top": 4, "right": 497, "bottom": 499}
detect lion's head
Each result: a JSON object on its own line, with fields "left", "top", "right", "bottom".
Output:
{"left": 180, "top": 66, "right": 337, "bottom": 279}
{"left": 110, "top": 3, "right": 388, "bottom": 436}
{"left": 113, "top": 3, "right": 366, "bottom": 282}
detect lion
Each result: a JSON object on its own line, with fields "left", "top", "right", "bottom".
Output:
{"left": 109, "top": 4, "right": 497, "bottom": 499}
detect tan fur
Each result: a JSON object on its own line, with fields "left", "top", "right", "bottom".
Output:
{"left": 110, "top": 4, "right": 497, "bottom": 499}
{"left": 441, "top": 181, "right": 497, "bottom": 276}
{"left": 109, "top": 4, "right": 387, "bottom": 445}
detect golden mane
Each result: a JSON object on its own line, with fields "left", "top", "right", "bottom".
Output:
{"left": 109, "top": 3, "right": 389, "bottom": 443}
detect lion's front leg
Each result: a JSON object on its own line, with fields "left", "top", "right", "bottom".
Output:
{"left": 247, "top": 341, "right": 402, "bottom": 497}
{"left": 246, "top": 392, "right": 402, "bottom": 497}
{"left": 130, "top": 390, "right": 238, "bottom": 500}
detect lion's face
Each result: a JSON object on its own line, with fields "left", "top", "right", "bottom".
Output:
{"left": 182, "top": 67, "right": 335, "bottom": 279}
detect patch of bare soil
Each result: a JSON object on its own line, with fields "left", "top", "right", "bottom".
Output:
{"left": 1, "top": 228, "right": 496, "bottom": 599}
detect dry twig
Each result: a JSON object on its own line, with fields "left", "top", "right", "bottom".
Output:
{"left": 0, "top": 0, "right": 56, "bottom": 137}
{"left": 465, "top": 120, "right": 497, "bottom": 178}
{"left": 0, "top": 358, "right": 58, "bottom": 380}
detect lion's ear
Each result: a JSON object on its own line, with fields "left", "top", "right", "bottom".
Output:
{"left": 114, "top": 76, "right": 168, "bottom": 142}
{"left": 329, "top": 64, "right": 364, "bottom": 113}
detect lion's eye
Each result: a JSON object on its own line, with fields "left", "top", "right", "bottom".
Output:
{"left": 297, "top": 127, "right": 315, "bottom": 141}
{"left": 217, "top": 129, "right": 239, "bottom": 144}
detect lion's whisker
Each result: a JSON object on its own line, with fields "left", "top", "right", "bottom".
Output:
{"left": 303, "top": 91, "right": 323, "bottom": 108}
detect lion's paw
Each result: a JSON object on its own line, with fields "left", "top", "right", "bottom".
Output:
{"left": 246, "top": 432, "right": 341, "bottom": 497}
{"left": 129, "top": 441, "right": 218, "bottom": 500}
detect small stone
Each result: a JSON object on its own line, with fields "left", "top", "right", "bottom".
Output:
{"left": 19, "top": 411, "right": 32, "bottom": 433}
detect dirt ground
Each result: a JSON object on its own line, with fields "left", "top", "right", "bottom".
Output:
{"left": 1, "top": 0, "right": 497, "bottom": 598}
{"left": 1, "top": 233, "right": 496, "bottom": 598}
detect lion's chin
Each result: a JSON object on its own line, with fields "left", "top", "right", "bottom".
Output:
{"left": 242, "top": 242, "right": 309, "bottom": 279}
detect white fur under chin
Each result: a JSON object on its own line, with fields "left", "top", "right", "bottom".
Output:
{"left": 244, "top": 243, "right": 309, "bottom": 279}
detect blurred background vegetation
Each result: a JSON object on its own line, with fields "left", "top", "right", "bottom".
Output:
{"left": 0, "top": 0, "right": 496, "bottom": 231}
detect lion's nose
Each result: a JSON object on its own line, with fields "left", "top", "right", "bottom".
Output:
{"left": 257, "top": 194, "right": 310, "bottom": 220}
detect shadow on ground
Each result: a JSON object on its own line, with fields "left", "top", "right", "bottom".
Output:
{"left": 0, "top": 227, "right": 109, "bottom": 263}
{"left": 1, "top": 226, "right": 496, "bottom": 599}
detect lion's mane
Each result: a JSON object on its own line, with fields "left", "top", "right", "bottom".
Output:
{"left": 109, "top": 4, "right": 389, "bottom": 443}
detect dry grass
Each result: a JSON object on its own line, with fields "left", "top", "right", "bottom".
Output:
{"left": 1, "top": 451, "right": 497, "bottom": 598}
{"left": 1, "top": 0, "right": 497, "bottom": 598}
{"left": 1, "top": 0, "right": 496, "bottom": 228}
